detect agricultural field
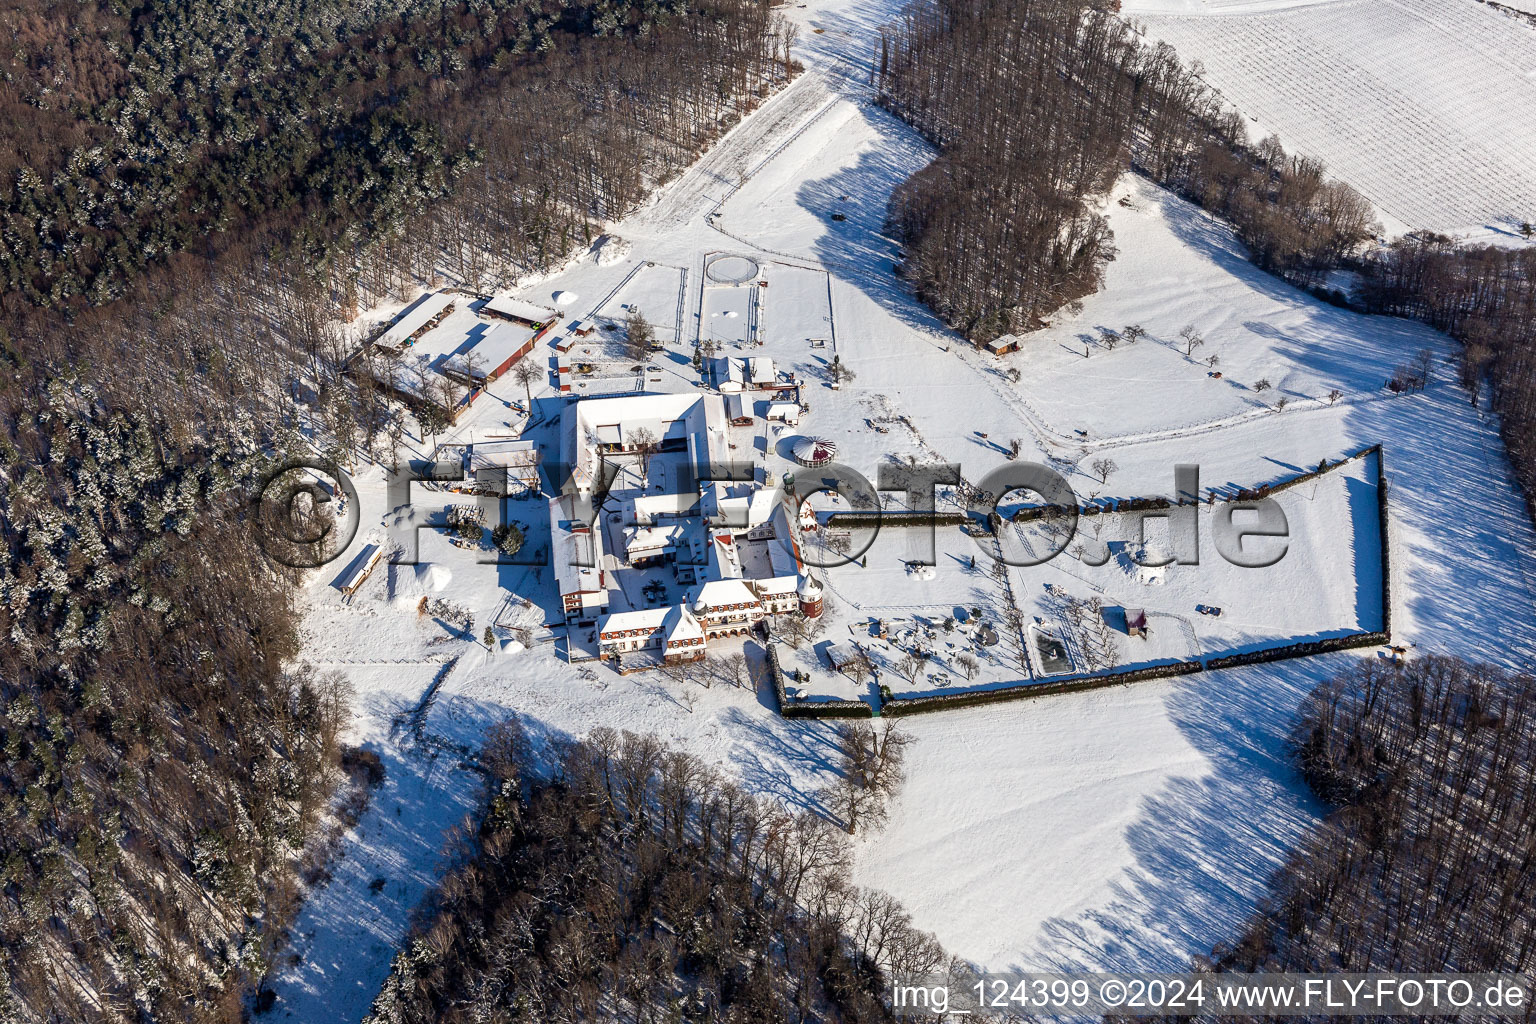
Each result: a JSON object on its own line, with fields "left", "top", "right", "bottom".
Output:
{"left": 1128, "top": 0, "right": 1536, "bottom": 236}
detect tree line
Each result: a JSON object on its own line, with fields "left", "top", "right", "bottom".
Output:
{"left": 1356, "top": 239, "right": 1536, "bottom": 519}
{"left": 1116, "top": 656, "right": 1536, "bottom": 1024}
{"left": 873, "top": 0, "right": 1376, "bottom": 340}
{"left": 0, "top": 393, "right": 355, "bottom": 1022}
{"left": 365, "top": 719, "right": 947, "bottom": 1024}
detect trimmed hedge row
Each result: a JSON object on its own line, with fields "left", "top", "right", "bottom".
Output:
{"left": 764, "top": 639, "right": 789, "bottom": 713}
{"left": 882, "top": 630, "right": 1388, "bottom": 719}
{"left": 1376, "top": 449, "right": 1393, "bottom": 636}
{"left": 773, "top": 446, "right": 1394, "bottom": 720}
{"left": 766, "top": 638, "right": 875, "bottom": 719}
{"left": 882, "top": 659, "right": 1203, "bottom": 717}
{"left": 1203, "top": 631, "right": 1390, "bottom": 672}
{"left": 783, "top": 700, "right": 874, "bottom": 719}
{"left": 824, "top": 512, "right": 970, "bottom": 527}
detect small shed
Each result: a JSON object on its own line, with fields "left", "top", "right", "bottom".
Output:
{"left": 724, "top": 393, "right": 752, "bottom": 426}
{"left": 1125, "top": 607, "right": 1149, "bottom": 638}
{"left": 718, "top": 358, "right": 746, "bottom": 394}
{"left": 826, "top": 642, "right": 864, "bottom": 673}
{"left": 765, "top": 401, "right": 800, "bottom": 426}
{"left": 748, "top": 356, "right": 776, "bottom": 389}
{"left": 987, "top": 335, "right": 1021, "bottom": 356}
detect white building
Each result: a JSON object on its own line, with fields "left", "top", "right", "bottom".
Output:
{"left": 550, "top": 494, "right": 608, "bottom": 623}
{"left": 558, "top": 392, "right": 730, "bottom": 499}
{"left": 558, "top": 391, "right": 812, "bottom": 665}
{"left": 598, "top": 605, "right": 707, "bottom": 664}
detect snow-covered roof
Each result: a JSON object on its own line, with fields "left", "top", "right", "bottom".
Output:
{"left": 560, "top": 392, "right": 728, "bottom": 494}
{"left": 625, "top": 523, "right": 685, "bottom": 555}
{"left": 792, "top": 436, "right": 837, "bottom": 466}
{"left": 599, "top": 607, "right": 668, "bottom": 636}
{"left": 719, "top": 358, "right": 746, "bottom": 393}
{"left": 484, "top": 294, "right": 558, "bottom": 325}
{"left": 749, "top": 357, "right": 775, "bottom": 385}
{"left": 377, "top": 292, "right": 456, "bottom": 351}
{"left": 390, "top": 309, "right": 542, "bottom": 404}
{"left": 708, "top": 532, "right": 744, "bottom": 579}
{"left": 339, "top": 544, "right": 382, "bottom": 590}
{"left": 767, "top": 504, "right": 802, "bottom": 576}
{"left": 709, "top": 486, "right": 779, "bottom": 530}
{"left": 632, "top": 491, "right": 699, "bottom": 524}
{"left": 550, "top": 495, "right": 604, "bottom": 596}
{"left": 664, "top": 606, "right": 705, "bottom": 645}
{"left": 691, "top": 578, "right": 762, "bottom": 612}
{"left": 751, "top": 574, "right": 797, "bottom": 595}
{"left": 469, "top": 439, "right": 539, "bottom": 472}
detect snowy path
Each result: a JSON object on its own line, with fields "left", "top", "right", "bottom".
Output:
{"left": 629, "top": 70, "right": 838, "bottom": 238}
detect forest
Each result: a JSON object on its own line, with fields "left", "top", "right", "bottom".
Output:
{"left": 0, "top": 0, "right": 790, "bottom": 309}
{"left": 873, "top": 0, "right": 1374, "bottom": 340}
{"left": 0, "top": 0, "right": 794, "bottom": 1019}
{"left": 364, "top": 720, "right": 947, "bottom": 1024}
{"left": 0, "top": 393, "right": 357, "bottom": 1021}
{"left": 1119, "top": 656, "right": 1536, "bottom": 1024}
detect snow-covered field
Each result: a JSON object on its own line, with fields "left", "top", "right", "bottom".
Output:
{"left": 595, "top": 262, "right": 688, "bottom": 342}
{"left": 1126, "top": 0, "right": 1536, "bottom": 237}
{"left": 265, "top": 0, "right": 1536, "bottom": 1015}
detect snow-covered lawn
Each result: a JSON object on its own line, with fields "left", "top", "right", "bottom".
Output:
{"left": 595, "top": 261, "right": 688, "bottom": 342}
{"left": 269, "top": 650, "right": 480, "bottom": 1024}
{"left": 1126, "top": 0, "right": 1536, "bottom": 236}
{"left": 853, "top": 660, "right": 1330, "bottom": 973}
{"left": 980, "top": 186, "right": 1439, "bottom": 439}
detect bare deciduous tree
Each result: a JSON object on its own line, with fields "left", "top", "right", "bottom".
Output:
{"left": 822, "top": 721, "right": 913, "bottom": 835}
{"left": 624, "top": 308, "right": 654, "bottom": 360}
{"left": 511, "top": 359, "right": 541, "bottom": 411}
{"left": 1179, "top": 325, "right": 1205, "bottom": 356}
